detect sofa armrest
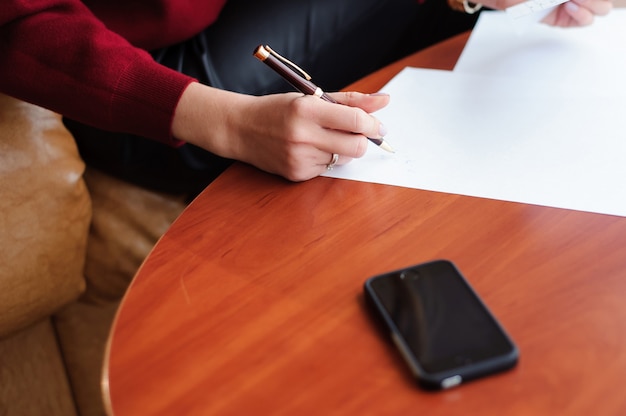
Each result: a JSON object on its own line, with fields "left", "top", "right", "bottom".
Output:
{"left": 0, "top": 94, "right": 91, "bottom": 337}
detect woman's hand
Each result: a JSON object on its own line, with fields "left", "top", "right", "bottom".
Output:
{"left": 172, "top": 82, "right": 390, "bottom": 181}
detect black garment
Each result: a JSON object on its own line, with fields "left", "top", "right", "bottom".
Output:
{"left": 66, "top": 0, "right": 478, "bottom": 199}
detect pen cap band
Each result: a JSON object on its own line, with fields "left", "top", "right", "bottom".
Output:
{"left": 253, "top": 45, "right": 270, "bottom": 61}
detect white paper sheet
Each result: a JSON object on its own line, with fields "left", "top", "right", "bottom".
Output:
{"left": 506, "top": 0, "right": 567, "bottom": 21}
{"left": 325, "top": 10, "right": 626, "bottom": 217}
{"left": 455, "top": 10, "right": 626, "bottom": 87}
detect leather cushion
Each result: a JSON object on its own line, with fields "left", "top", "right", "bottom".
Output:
{"left": 80, "top": 167, "right": 186, "bottom": 303}
{"left": 0, "top": 94, "right": 91, "bottom": 337}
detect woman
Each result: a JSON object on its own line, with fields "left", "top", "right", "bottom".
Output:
{"left": 1, "top": 0, "right": 613, "bottom": 197}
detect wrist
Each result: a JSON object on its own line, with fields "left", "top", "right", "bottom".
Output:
{"left": 171, "top": 82, "right": 240, "bottom": 158}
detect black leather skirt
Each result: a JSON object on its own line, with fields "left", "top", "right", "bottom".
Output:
{"left": 66, "top": 0, "right": 478, "bottom": 198}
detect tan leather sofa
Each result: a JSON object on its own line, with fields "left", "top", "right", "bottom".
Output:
{"left": 0, "top": 93, "right": 186, "bottom": 416}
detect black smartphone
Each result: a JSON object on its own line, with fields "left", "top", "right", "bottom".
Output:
{"left": 363, "top": 259, "right": 518, "bottom": 389}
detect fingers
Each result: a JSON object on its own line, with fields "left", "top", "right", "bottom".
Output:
{"left": 314, "top": 152, "right": 355, "bottom": 177}
{"left": 544, "top": 0, "right": 613, "bottom": 27}
{"left": 280, "top": 148, "right": 355, "bottom": 181}
{"left": 571, "top": 0, "right": 613, "bottom": 16}
{"left": 328, "top": 91, "right": 390, "bottom": 113}
{"left": 314, "top": 127, "right": 370, "bottom": 160}
{"left": 296, "top": 92, "right": 388, "bottom": 154}
{"left": 322, "top": 152, "right": 352, "bottom": 171}
{"left": 563, "top": 1, "right": 595, "bottom": 26}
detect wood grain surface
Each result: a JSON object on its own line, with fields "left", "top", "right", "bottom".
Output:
{"left": 104, "top": 32, "right": 626, "bottom": 415}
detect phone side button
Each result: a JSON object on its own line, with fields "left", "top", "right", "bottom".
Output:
{"left": 441, "top": 375, "right": 462, "bottom": 389}
{"left": 390, "top": 332, "right": 421, "bottom": 378}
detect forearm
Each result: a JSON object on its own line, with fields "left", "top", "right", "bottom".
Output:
{"left": 1, "top": 0, "right": 193, "bottom": 145}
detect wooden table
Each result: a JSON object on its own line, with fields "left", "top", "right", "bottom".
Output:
{"left": 103, "top": 32, "right": 626, "bottom": 415}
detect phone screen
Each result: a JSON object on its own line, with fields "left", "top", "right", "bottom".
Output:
{"left": 367, "top": 260, "right": 515, "bottom": 375}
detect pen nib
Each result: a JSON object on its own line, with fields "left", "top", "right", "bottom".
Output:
{"left": 380, "top": 140, "right": 395, "bottom": 153}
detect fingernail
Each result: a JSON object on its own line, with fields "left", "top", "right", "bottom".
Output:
{"left": 370, "top": 92, "right": 390, "bottom": 97}
{"left": 379, "top": 123, "right": 388, "bottom": 137}
{"left": 565, "top": 1, "right": 579, "bottom": 12}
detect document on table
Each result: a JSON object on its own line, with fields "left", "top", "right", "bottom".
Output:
{"left": 324, "top": 10, "right": 626, "bottom": 217}
{"left": 505, "top": 0, "right": 567, "bottom": 21}
{"left": 455, "top": 10, "right": 626, "bottom": 86}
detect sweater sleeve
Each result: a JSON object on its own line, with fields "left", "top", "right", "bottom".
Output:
{"left": 0, "top": 0, "right": 195, "bottom": 146}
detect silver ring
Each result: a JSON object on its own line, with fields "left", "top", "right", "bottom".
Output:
{"left": 462, "top": 0, "right": 482, "bottom": 14}
{"left": 326, "top": 153, "right": 339, "bottom": 171}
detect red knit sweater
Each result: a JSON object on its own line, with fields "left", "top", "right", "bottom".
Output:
{"left": 1, "top": 0, "right": 228, "bottom": 145}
